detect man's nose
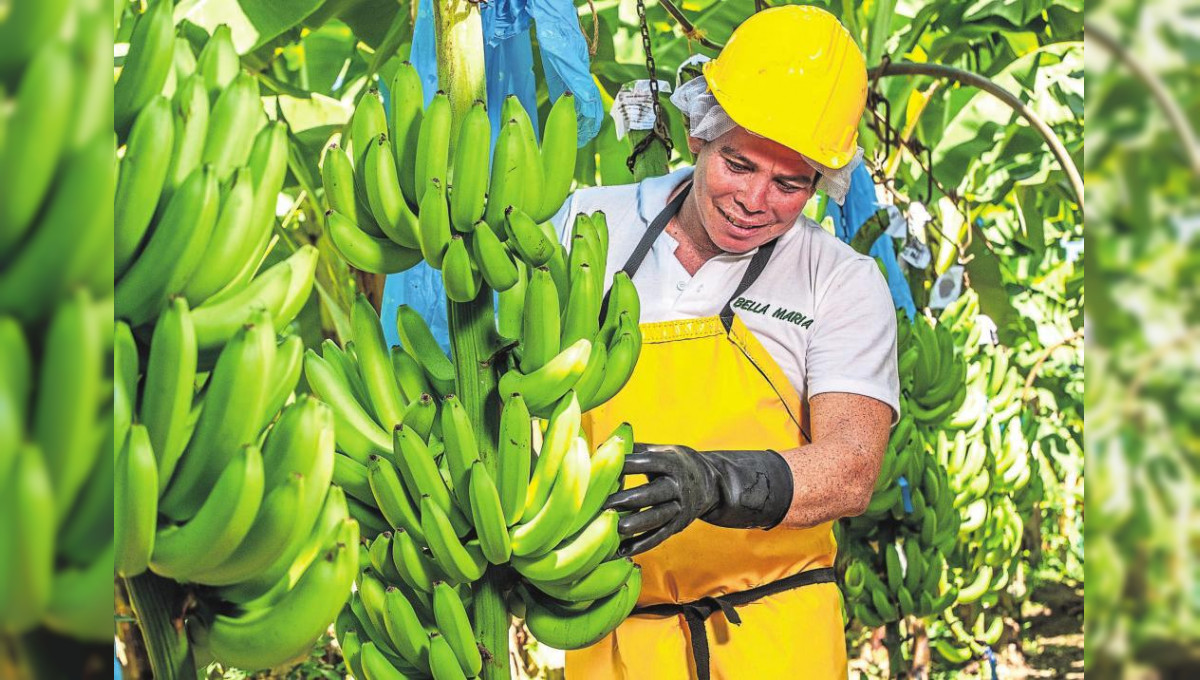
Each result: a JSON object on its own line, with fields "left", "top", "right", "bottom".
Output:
{"left": 735, "top": 176, "right": 769, "bottom": 214}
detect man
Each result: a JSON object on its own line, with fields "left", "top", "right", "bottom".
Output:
{"left": 550, "top": 6, "right": 899, "bottom": 679}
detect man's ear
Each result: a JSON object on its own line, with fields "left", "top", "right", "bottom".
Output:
{"left": 687, "top": 135, "right": 706, "bottom": 155}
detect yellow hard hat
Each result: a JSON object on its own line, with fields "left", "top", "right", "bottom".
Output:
{"left": 702, "top": 5, "right": 867, "bottom": 169}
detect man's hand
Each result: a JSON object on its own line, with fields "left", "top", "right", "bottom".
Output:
{"left": 603, "top": 445, "right": 795, "bottom": 557}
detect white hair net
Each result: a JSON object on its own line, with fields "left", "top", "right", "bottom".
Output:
{"left": 669, "top": 75, "right": 863, "bottom": 205}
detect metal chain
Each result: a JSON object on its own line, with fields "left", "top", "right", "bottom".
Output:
{"left": 628, "top": 0, "right": 674, "bottom": 172}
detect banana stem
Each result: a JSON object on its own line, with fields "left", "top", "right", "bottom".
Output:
{"left": 431, "top": 0, "right": 486, "bottom": 150}
{"left": 124, "top": 572, "right": 197, "bottom": 680}
{"left": 448, "top": 292, "right": 510, "bottom": 680}
{"left": 434, "top": 5, "right": 510, "bottom": 678}
{"left": 628, "top": 130, "right": 670, "bottom": 183}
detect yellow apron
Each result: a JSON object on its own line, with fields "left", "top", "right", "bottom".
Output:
{"left": 565, "top": 185, "right": 847, "bottom": 680}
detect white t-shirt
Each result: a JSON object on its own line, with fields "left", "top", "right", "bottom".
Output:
{"left": 551, "top": 167, "right": 901, "bottom": 423}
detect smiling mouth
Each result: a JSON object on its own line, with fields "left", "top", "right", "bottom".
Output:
{"left": 717, "top": 207, "right": 766, "bottom": 230}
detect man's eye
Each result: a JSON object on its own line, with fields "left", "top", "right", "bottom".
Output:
{"left": 725, "top": 160, "right": 750, "bottom": 173}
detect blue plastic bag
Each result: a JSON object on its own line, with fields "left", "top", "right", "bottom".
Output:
{"left": 826, "top": 164, "right": 918, "bottom": 319}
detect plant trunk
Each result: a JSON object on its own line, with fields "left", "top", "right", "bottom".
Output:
{"left": 123, "top": 572, "right": 197, "bottom": 680}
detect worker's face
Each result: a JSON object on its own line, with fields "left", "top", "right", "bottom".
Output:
{"left": 688, "top": 127, "right": 818, "bottom": 254}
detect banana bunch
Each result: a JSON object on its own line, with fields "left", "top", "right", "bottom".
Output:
{"left": 898, "top": 313, "right": 968, "bottom": 426}
{"left": 841, "top": 538, "right": 958, "bottom": 627}
{"left": 0, "top": 291, "right": 115, "bottom": 642}
{"left": 113, "top": 304, "right": 359, "bottom": 671}
{"left": 498, "top": 212, "right": 641, "bottom": 418}
{"left": 0, "top": 0, "right": 118, "bottom": 646}
{"left": 114, "top": 7, "right": 312, "bottom": 342}
{"left": 0, "top": 0, "right": 113, "bottom": 322}
{"left": 321, "top": 62, "right": 580, "bottom": 281}
{"left": 322, "top": 380, "right": 642, "bottom": 674}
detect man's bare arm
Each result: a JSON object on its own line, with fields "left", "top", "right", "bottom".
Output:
{"left": 774, "top": 392, "right": 893, "bottom": 529}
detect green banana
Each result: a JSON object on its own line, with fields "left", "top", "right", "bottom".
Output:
{"left": 354, "top": 293, "right": 409, "bottom": 428}
{"left": 502, "top": 95, "right": 543, "bottom": 219}
{"left": 322, "top": 142, "right": 381, "bottom": 236}
{"left": 0, "top": 444, "right": 53, "bottom": 633}
{"left": 113, "top": 0, "right": 173, "bottom": 136}
{"left": 151, "top": 445, "right": 265, "bottom": 581}
{"left": 33, "top": 289, "right": 103, "bottom": 524}
{"left": 483, "top": 118, "right": 524, "bottom": 226}
{"left": 392, "top": 347, "right": 436, "bottom": 404}
{"left": 191, "top": 473, "right": 308, "bottom": 586}
{"left": 392, "top": 527, "right": 441, "bottom": 594}
{"left": 523, "top": 392, "right": 582, "bottom": 520}
{"left": 534, "top": 92, "right": 578, "bottom": 221}
{"left": 584, "top": 327, "right": 638, "bottom": 411}
{"left": 468, "top": 461, "right": 513, "bottom": 564}
{"left": 369, "top": 532, "right": 406, "bottom": 584}
{"left": 519, "top": 265, "right": 562, "bottom": 372}
{"left": 505, "top": 207, "right": 556, "bottom": 267}
{"left": 139, "top": 296, "right": 198, "bottom": 494}
{"left": 428, "top": 631, "right": 467, "bottom": 680}
{"left": 395, "top": 305, "right": 456, "bottom": 398}
{"left": 216, "top": 485, "right": 348, "bottom": 606}
{"left": 202, "top": 72, "right": 262, "bottom": 181}
{"left": 180, "top": 167, "right": 256, "bottom": 304}
{"left": 562, "top": 262, "right": 601, "bottom": 349}
{"left": 206, "top": 519, "right": 359, "bottom": 671}
{"left": 567, "top": 423, "right": 632, "bottom": 535}
{"left": 393, "top": 425, "right": 469, "bottom": 532}
{"left": 572, "top": 340, "right": 609, "bottom": 413}
{"left": 470, "top": 220, "right": 520, "bottom": 291}
{"left": 115, "top": 425, "right": 158, "bottom": 578}
{"left": 369, "top": 454, "right": 426, "bottom": 542}
{"left": 499, "top": 339, "right": 592, "bottom": 417}
{"left": 496, "top": 393, "right": 533, "bottom": 526}
{"left": 528, "top": 557, "right": 635, "bottom": 603}
{"left": 382, "top": 586, "right": 432, "bottom": 671}
{"left": 442, "top": 235, "right": 482, "bottom": 302}
{"left": 350, "top": 88, "right": 388, "bottom": 177}
{"left": 333, "top": 453, "right": 375, "bottom": 505}
{"left": 512, "top": 434, "right": 590, "bottom": 557}
{"left": 163, "top": 74, "right": 210, "bottom": 200}
{"left": 114, "top": 95, "right": 174, "bottom": 276}
{"left": 306, "top": 349, "right": 394, "bottom": 462}
{"left": 115, "top": 164, "right": 220, "bottom": 326}
{"left": 598, "top": 272, "right": 640, "bottom": 347}
{"left": 522, "top": 566, "right": 642, "bottom": 650}
{"left": 0, "top": 0, "right": 70, "bottom": 82}
{"left": 497, "top": 257, "right": 529, "bottom": 341}
{"left": 514, "top": 510, "right": 619, "bottom": 585}
{"left": 160, "top": 315, "right": 274, "bottom": 520}
{"left": 449, "top": 100, "right": 490, "bottom": 231}
{"left": 433, "top": 581, "right": 483, "bottom": 676}
{"left": 328, "top": 209, "right": 424, "bottom": 275}
{"left": 262, "top": 334, "right": 306, "bottom": 420}
{"left": 417, "top": 178, "right": 453, "bottom": 268}
{"left": 415, "top": 91, "right": 452, "bottom": 196}
{"left": 390, "top": 61, "right": 425, "bottom": 210}
{"left": 365, "top": 133, "right": 422, "bottom": 248}
{"left": 196, "top": 24, "right": 240, "bottom": 100}
{"left": 420, "top": 496, "right": 486, "bottom": 584}
{"left": 440, "top": 394, "right": 482, "bottom": 512}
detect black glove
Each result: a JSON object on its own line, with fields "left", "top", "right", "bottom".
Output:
{"left": 603, "top": 444, "right": 794, "bottom": 557}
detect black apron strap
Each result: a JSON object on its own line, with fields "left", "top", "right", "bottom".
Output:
{"left": 630, "top": 567, "right": 837, "bottom": 680}
{"left": 718, "top": 239, "right": 777, "bottom": 333}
